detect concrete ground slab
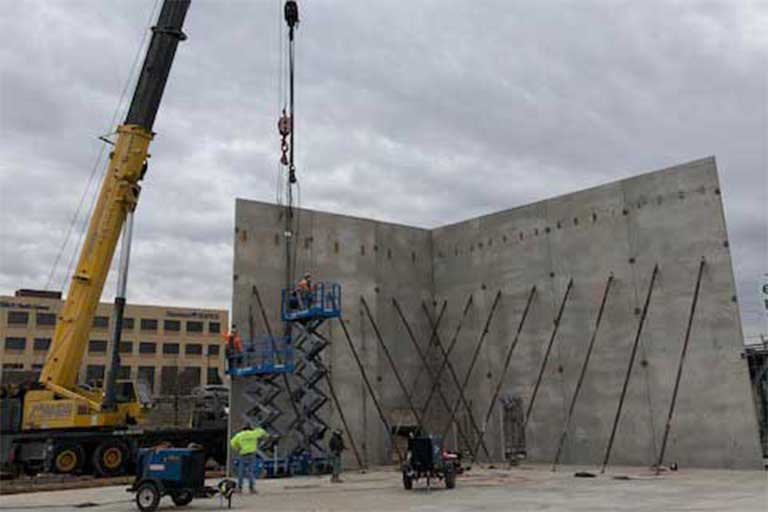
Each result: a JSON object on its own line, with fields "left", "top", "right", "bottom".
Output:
{"left": 1, "top": 465, "right": 765, "bottom": 511}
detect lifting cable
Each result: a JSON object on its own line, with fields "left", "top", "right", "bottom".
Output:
{"left": 45, "top": 0, "right": 161, "bottom": 293}
{"left": 278, "top": 0, "right": 302, "bottom": 296}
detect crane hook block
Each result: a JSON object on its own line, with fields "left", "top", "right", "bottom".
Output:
{"left": 278, "top": 114, "right": 292, "bottom": 136}
{"left": 284, "top": 0, "right": 299, "bottom": 29}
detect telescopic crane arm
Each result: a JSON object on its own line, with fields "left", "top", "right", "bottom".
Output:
{"left": 36, "top": 1, "right": 190, "bottom": 412}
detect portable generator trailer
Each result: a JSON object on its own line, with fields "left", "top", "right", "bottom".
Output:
{"left": 401, "top": 435, "right": 459, "bottom": 490}
{"left": 128, "top": 447, "right": 235, "bottom": 512}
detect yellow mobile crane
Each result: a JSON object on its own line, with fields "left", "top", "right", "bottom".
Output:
{"left": 2, "top": 1, "right": 206, "bottom": 477}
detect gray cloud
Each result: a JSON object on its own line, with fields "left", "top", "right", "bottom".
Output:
{"left": 1, "top": 0, "right": 765, "bottom": 338}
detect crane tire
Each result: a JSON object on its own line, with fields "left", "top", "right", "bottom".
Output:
{"left": 93, "top": 439, "right": 128, "bottom": 477}
{"left": 52, "top": 443, "right": 85, "bottom": 474}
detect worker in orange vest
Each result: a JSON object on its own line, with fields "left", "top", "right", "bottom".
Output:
{"left": 224, "top": 328, "right": 243, "bottom": 356}
{"left": 297, "top": 272, "right": 314, "bottom": 309}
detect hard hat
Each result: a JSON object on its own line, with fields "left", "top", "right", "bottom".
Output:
{"left": 304, "top": 272, "right": 311, "bottom": 278}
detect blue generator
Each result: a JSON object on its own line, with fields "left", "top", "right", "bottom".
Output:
{"left": 128, "top": 447, "right": 234, "bottom": 511}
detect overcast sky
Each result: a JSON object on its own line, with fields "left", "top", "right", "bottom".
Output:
{"left": 0, "top": 1, "right": 766, "bottom": 339}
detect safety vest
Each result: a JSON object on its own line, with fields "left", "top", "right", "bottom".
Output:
{"left": 230, "top": 427, "right": 268, "bottom": 456}
{"left": 224, "top": 332, "right": 243, "bottom": 352}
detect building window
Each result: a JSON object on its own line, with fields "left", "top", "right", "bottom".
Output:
{"left": 93, "top": 316, "right": 109, "bottom": 329}
{"left": 88, "top": 339, "right": 107, "bottom": 353}
{"left": 164, "top": 320, "right": 181, "bottom": 332}
{"left": 36, "top": 313, "right": 56, "bottom": 326}
{"left": 185, "top": 343, "right": 203, "bottom": 355}
{"left": 209, "top": 322, "right": 220, "bottom": 334}
{"left": 123, "top": 317, "right": 135, "bottom": 330}
{"left": 32, "top": 363, "right": 44, "bottom": 371}
{"left": 4, "top": 337, "right": 26, "bottom": 351}
{"left": 141, "top": 319, "right": 158, "bottom": 331}
{"left": 139, "top": 342, "right": 156, "bottom": 354}
{"left": 163, "top": 343, "right": 180, "bottom": 355}
{"left": 179, "top": 367, "right": 201, "bottom": 394}
{"left": 33, "top": 338, "right": 51, "bottom": 351}
{"left": 207, "top": 367, "right": 223, "bottom": 385}
{"left": 2, "top": 363, "right": 24, "bottom": 370}
{"left": 119, "top": 341, "right": 133, "bottom": 354}
{"left": 138, "top": 366, "right": 155, "bottom": 392}
{"left": 117, "top": 366, "right": 132, "bottom": 380}
{"left": 161, "top": 366, "right": 179, "bottom": 394}
{"left": 207, "top": 344, "right": 220, "bottom": 356}
{"left": 7, "top": 311, "right": 29, "bottom": 325}
{"left": 186, "top": 321, "right": 203, "bottom": 333}
{"left": 85, "top": 365, "right": 105, "bottom": 385}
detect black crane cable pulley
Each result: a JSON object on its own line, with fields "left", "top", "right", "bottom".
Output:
{"left": 284, "top": 0, "right": 299, "bottom": 32}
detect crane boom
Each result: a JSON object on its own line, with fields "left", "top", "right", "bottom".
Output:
{"left": 32, "top": 0, "right": 190, "bottom": 420}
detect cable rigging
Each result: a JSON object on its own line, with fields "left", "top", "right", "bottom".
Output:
{"left": 45, "top": 0, "right": 162, "bottom": 293}
{"left": 278, "top": 0, "right": 301, "bottom": 299}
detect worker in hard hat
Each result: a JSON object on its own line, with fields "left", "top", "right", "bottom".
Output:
{"left": 296, "top": 272, "right": 314, "bottom": 310}
{"left": 230, "top": 422, "right": 268, "bottom": 493}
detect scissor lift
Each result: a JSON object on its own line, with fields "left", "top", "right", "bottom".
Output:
{"left": 281, "top": 283, "right": 341, "bottom": 456}
{"left": 227, "top": 283, "right": 341, "bottom": 475}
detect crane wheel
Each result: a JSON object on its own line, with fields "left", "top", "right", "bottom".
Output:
{"left": 53, "top": 443, "right": 85, "bottom": 474}
{"left": 93, "top": 440, "right": 128, "bottom": 477}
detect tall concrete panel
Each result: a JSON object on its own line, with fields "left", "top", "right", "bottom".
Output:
{"left": 232, "top": 200, "right": 434, "bottom": 466}
{"left": 232, "top": 157, "right": 762, "bottom": 469}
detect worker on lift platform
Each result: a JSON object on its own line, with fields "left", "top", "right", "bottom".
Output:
{"left": 224, "top": 328, "right": 243, "bottom": 358}
{"left": 297, "top": 272, "right": 315, "bottom": 309}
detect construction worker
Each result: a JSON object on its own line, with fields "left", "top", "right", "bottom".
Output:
{"left": 224, "top": 328, "right": 243, "bottom": 357}
{"left": 297, "top": 272, "right": 314, "bottom": 309}
{"left": 230, "top": 422, "right": 268, "bottom": 493}
{"left": 328, "top": 429, "right": 346, "bottom": 483}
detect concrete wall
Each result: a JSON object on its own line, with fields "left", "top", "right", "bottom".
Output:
{"left": 232, "top": 201, "right": 434, "bottom": 466}
{"left": 431, "top": 157, "right": 761, "bottom": 469}
{"left": 232, "top": 157, "right": 762, "bottom": 469}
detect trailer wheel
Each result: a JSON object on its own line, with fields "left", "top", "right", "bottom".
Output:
{"left": 93, "top": 440, "right": 128, "bottom": 476}
{"left": 52, "top": 443, "right": 85, "bottom": 474}
{"left": 136, "top": 481, "right": 161, "bottom": 512}
{"left": 171, "top": 490, "right": 194, "bottom": 506}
